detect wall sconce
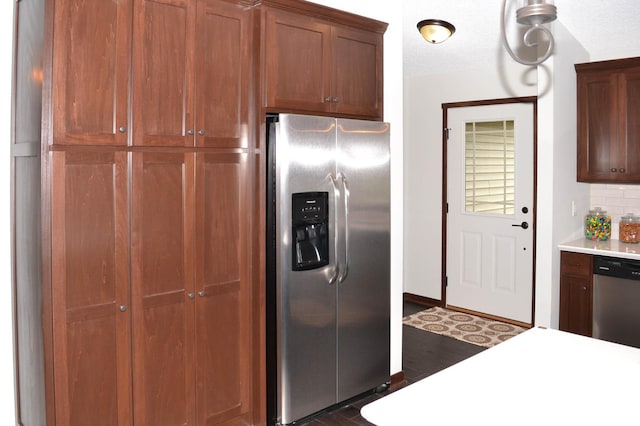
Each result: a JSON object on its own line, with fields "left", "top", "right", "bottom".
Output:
{"left": 417, "top": 19, "right": 455, "bottom": 44}
{"left": 501, "top": 0, "right": 557, "bottom": 65}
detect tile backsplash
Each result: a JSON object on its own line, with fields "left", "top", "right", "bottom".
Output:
{"left": 590, "top": 184, "right": 640, "bottom": 239}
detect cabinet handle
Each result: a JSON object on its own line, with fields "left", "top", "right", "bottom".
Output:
{"left": 118, "top": 126, "right": 126, "bottom": 133}
{"left": 619, "top": 168, "right": 626, "bottom": 173}
{"left": 187, "top": 129, "right": 195, "bottom": 135}
{"left": 188, "top": 293, "right": 195, "bottom": 299}
{"left": 611, "top": 167, "right": 617, "bottom": 172}
{"left": 198, "top": 290, "right": 205, "bottom": 297}
{"left": 333, "top": 97, "right": 339, "bottom": 103}
{"left": 325, "top": 97, "right": 332, "bottom": 103}
{"left": 582, "top": 286, "right": 587, "bottom": 291}
{"left": 119, "top": 305, "right": 127, "bottom": 312}
{"left": 198, "top": 129, "right": 206, "bottom": 136}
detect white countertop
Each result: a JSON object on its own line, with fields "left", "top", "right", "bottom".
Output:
{"left": 361, "top": 327, "right": 640, "bottom": 426}
{"left": 558, "top": 238, "right": 640, "bottom": 260}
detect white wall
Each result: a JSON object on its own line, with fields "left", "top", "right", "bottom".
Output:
{"left": 404, "top": 64, "right": 537, "bottom": 300}
{"left": 308, "top": 0, "right": 404, "bottom": 375}
{"left": 1, "top": 1, "right": 17, "bottom": 424}
{"left": 535, "top": 22, "right": 590, "bottom": 328}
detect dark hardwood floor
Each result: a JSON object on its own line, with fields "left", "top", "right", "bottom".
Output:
{"left": 298, "top": 302, "right": 486, "bottom": 426}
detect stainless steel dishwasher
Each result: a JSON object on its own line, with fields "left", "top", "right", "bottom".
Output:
{"left": 593, "top": 255, "right": 640, "bottom": 348}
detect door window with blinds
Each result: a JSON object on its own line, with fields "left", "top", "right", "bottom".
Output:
{"left": 465, "top": 120, "right": 514, "bottom": 215}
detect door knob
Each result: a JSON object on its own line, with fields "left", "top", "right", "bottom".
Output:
{"left": 512, "top": 221, "right": 529, "bottom": 229}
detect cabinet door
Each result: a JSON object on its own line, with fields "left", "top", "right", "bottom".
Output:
{"left": 577, "top": 72, "right": 618, "bottom": 181}
{"left": 195, "top": 153, "right": 252, "bottom": 424}
{"left": 264, "top": 8, "right": 332, "bottom": 113}
{"left": 52, "top": 0, "right": 131, "bottom": 145}
{"left": 131, "top": 152, "right": 196, "bottom": 425}
{"left": 559, "top": 275, "right": 593, "bottom": 336}
{"left": 619, "top": 69, "right": 640, "bottom": 179}
{"left": 195, "top": 0, "right": 251, "bottom": 148}
{"left": 331, "top": 26, "right": 383, "bottom": 120}
{"left": 51, "top": 151, "right": 131, "bottom": 424}
{"left": 132, "top": 0, "right": 195, "bottom": 146}
{"left": 559, "top": 252, "right": 593, "bottom": 336}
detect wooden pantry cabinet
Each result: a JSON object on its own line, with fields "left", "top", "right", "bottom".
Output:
{"left": 261, "top": 0, "right": 387, "bottom": 120}
{"left": 13, "top": 0, "right": 261, "bottom": 424}
{"left": 576, "top": 57, "right": 640, "bottom": 183}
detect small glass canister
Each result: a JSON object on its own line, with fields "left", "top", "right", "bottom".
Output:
{"left": 584, "top": 208, "right": 611, "bottom": 241}
{"left": 619, "top": 213, "right": 640, "bottom": 243}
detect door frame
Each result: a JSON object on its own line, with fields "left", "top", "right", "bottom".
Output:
{"left": 441, "top": 97, "right": 538, "bottom": 324}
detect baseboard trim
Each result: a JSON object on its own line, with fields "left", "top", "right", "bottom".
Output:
{"left": 388, "top": 371, "right": 407, "bottom": 392}
{"left": 403, "top": 292, "right": 442, "bottom": 308}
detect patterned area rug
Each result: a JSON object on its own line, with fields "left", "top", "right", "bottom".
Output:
{"left": 403, "top": 307, "right": 528, "bottom": 348}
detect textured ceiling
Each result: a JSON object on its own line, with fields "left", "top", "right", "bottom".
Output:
{"left": 403, "top": 0, "right": 640, "bottom": 77}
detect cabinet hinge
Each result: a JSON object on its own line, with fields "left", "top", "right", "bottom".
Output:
{"left": 444, "top": 128, "right": 451, "bottom": 140}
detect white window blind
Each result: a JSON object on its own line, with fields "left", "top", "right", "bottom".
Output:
{"left": 465, "top": 120, "right": 515, "bottom": 215}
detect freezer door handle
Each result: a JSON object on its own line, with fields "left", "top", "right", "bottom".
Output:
{"left": 338, "top": 172, "right": 350, "bottom": 283}
{"left": 328, "top": 173, "right": 341, "bottom": 285}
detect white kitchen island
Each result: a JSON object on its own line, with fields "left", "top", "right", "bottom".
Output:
{"left": 361, "top": 327, "right": 640, "bottom": 425}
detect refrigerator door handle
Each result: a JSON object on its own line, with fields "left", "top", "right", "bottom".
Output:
{"left": 337, "top": 172, "right": 350, "bottom": 283}
{"left": 328, "top": 172, "right": 341, "bottom": 285}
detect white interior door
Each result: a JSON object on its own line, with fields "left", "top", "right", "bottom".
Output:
{"left": 446, "top": 102, "right": 534, "bottom": 324}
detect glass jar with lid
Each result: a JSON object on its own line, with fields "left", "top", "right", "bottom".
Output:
{"left": 619, "top": 213, "right": 640, "bottom": 243}
{"left": 584, "top": 207, "right": 611, "bottom": 240}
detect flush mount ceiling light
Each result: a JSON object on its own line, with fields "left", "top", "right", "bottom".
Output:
{"left": 417, "top": 19, "right": 455, "bottom": 44}
{"left": 501, "top": 0, "right": 557, "bottom": 65}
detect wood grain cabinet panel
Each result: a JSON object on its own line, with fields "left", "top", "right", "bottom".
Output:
{"left": 195, "top": 153, "right": 252, "bottom": 424}
{"left": 264, "top": 9, "right": 332, "bottom": 114}
{"left": 331, "top": 25, "right": 383, "bottom": 119}
{"left": 559, "top": 251, "right": 593, "bottom": 336}
{"left": 577, "top": 57, "right": 640, "bottom": 183}
{"left": 262, "top": 3, "right": 386, "bottom": 120}
{"left": 132, "top": 0, "right": 194, "bottom": 147}
{"left": 131, "top": 152, "right": 196, "bottom": 425}
{"left": 196, "top": 0, "right": 251, "bottom": 148}
{"left": 133, "top": 0, "right": 251, "bottom": 147}
{"left": 52, "top": 0, "right": 131, "bottom": 145}
{"left": 51, "top": 151, "right": 132, "bottom": 424}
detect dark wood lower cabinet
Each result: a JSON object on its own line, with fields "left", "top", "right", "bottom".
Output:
{"left": 559, "top": 251, "right": 593, "bottom": 336}
{"left": 46, "top": 150, "right": 256, "bottom": 425}
{"left": 51, "top": 151, "right": 132, "bottom": 425}
{"left": 195, "top": 153, "right": 252, "bottom": 424}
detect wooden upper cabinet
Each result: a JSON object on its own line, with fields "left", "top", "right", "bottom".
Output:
{"left": 331, "top": 25, "right": 383, "bottom": 119}
{"left": 263, "top": 2, "right": 386, "bottom": 120}
{"left": 576, "top": 57, "right": 640, "bottom": 182}
{"left": 52, "top": 0, "right": 132, "bottom": 145}
{"left": 51, "top": 151, "right": 132, "bottom": 424}
{"left": 132, "top": 0, "right": 195, "bottom": 147}
{"left": 264, "top": 9, "right": 332, "bottom": 114}
{"left": 196, "top": 0, "right": 251, "bottom": 148}
{"left": 132, "top": 0, "right": 250, "bottom": 147}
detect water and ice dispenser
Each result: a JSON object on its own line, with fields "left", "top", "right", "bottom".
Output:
{"left": 291, "top": 192, "right": 329, "bottom": 271}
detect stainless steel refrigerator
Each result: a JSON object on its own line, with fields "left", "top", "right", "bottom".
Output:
{"left": 266, "top": 114, "right": 390, "bottom": 425}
